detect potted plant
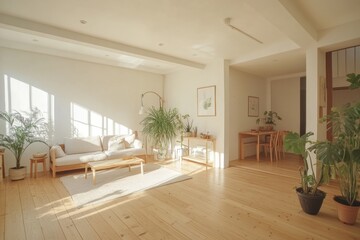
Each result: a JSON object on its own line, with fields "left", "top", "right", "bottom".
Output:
{"left": 284, "top": 132, "right": 327, "bottom": 215}
{"left": 0, "top": 109, "right": 48, "bottom": 180}
{"left": 256, "top": 110, "right": 282, "bottom": 130}
{"left": 310, "top": 73, "right": 360, "bottom": 224}
{"left": 182, "top": 114, "right": 193, "bottom": 137}
{"left": 141, "top": 106, "right": 183, "bottom": 160}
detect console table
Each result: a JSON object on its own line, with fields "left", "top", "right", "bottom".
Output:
{"left": 181, "top": 137, "right": 215, "bottom": 169}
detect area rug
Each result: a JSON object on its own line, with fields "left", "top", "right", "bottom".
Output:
{"left": 60, "top": 163, "right": 191, "bottom": 207}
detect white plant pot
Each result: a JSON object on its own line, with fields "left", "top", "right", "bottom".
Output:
{"left": 9, "top": 166, "right": 26, "bottom": 180}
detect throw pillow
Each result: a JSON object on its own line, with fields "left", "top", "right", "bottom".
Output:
{"left": 108, "top": 136, "right": 126, "bottom": 151}
{"left": 124, "top": 134, "right": 136, "bottom": 148}
{"left": 53, "top": 145, "right": 66, "bottom": 158}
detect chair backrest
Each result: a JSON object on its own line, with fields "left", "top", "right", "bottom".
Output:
{"left": 270, "top": 131, "right": 279, "bottom": 147}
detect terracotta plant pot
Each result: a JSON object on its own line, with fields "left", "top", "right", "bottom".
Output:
{"left": 334, "top": 196, "right": 360, "bottom": 225}
{"left": 296, "top": 187, "right": 326, "bottom": 215}
{"left": 9, "top": 166, "right": 26, "bottom": 180}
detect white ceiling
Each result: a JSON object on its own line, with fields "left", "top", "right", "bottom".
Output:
{"left": 0, "top": 0, "right": 359, "bottom": 77}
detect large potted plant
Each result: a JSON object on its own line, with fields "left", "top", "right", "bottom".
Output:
{"left": 310, "top": 73, "right": 360, "bottom": 224}
{"left": 284, "top": 132, "right": 327, "bottom": 215}
{"left": 0, "top": 109, "right": 48, "bottom": 180}
{"left": 141, "top": 106, "right": 183, "bottom": 160}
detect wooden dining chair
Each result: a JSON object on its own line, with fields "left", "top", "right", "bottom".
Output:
{"left": 259, "top": 131, "right": 279, "bottom": 162}
{"left": 275, "top": 131, "right": 286, "bottom": 160}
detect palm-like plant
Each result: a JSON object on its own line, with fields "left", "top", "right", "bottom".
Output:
{"left": 0, "top": 109, "right": 48, "bottom": 169}
{"left": 141, "top": 107, "right": 183, "bottom": 158}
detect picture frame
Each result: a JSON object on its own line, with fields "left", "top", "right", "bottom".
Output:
{"left": 248, "top": 96, "right": 259, "bottom": 117}
{"left": 197, "top": 85, "right": 216, "bottom": 116}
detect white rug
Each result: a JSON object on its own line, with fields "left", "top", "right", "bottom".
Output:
{"left": 60, "top": 163, "right": 191, "bottom": 207}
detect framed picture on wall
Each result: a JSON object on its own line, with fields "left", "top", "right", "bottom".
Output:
{"left": 248, "top": 96, "right": 259, "bottom": 117}
{"left": 197, "top": 85, "right": 216, "bottom": 116}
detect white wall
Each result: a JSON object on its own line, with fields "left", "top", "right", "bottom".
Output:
{"left": 0, "top": 47, "right": 164, "bottom": 175}
{"left": 270, "top": 75, "right": 302, "bottom": 133}
{"left": 164, "top": 59, "right": 227, "bottom": 167}
{"left": 229, "top": 68, "right": 267, "bottom": 160}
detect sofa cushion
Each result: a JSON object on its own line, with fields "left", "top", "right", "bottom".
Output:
{"left": 64, "top": 136, "right": 102, "bottom": 154}
{"left": 108, "top": 136, "right": 126, "bottom": 151}
{"left": 105, "top": 148, "right": 146, "bottom": 160}
{"left": 55, "top": 151, "right": 107, "bottom": 166}
{"left": 52, "top": 145, "right": 66, "bottom": 158}
{"left": 124, "top": 134, "right": 136, "bottom": 148}
{"left": 131, "top": 139, "right": 143, "bottom": 149}
{"left": 101, "top": 135, "right": 115, "bottom": 151}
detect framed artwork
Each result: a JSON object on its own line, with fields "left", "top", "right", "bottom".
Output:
{"left": 197, "top": 85, "right": 216, "bottom": 116}
{"left": 248, "top": 96, "right": 259, "bottom": 117}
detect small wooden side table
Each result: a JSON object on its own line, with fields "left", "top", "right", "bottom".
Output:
{"left": 0, "top": 149, "right": 5, "bottom": 180}
{"left": 30, "top": 156, "right": 47, "bottom": 178}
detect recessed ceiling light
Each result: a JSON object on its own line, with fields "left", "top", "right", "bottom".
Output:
{"left": 80, "top": 20, "right": 87, "bottom": 24}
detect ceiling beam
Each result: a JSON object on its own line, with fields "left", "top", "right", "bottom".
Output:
{"left": 0, "top": 13, "right": 205, "bottom": 69}
{"left": 244, "top": 0, "right": 317, "bottom": 48}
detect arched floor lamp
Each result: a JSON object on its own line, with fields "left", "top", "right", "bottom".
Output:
{"left": 138, "top": 91, "right": 164, "bottom": 115}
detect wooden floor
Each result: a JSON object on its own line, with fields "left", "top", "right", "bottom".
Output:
{"left": 1, "top": 155, "right": 359, "bottom": 240}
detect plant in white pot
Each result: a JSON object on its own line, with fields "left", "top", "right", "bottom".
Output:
{"left": 141, "top": 106, "right": 183, "bottom": 160}
{"left": 310, "top": 73, "right": 360, "bottom": 224}
{"left": 0, "top": 109, "right": 48, "bottom": 180}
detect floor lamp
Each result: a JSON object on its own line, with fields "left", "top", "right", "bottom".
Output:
{"left": 138, "top": 91, "right": 164, "bottom": 115}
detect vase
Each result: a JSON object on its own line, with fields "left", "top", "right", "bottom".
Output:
{"left": 9, "top": 166, "right": 26, "bottom": 180}
{"left": 183, "top": 132, "right": 192, "bottom": 137}
{"left": 296, "top": 187, "right": 326, "bottom": 215}
{"left": 334, "top": 196, "right": 360, "bottom": 225}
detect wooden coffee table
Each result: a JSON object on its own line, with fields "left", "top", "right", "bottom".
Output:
{"left": 85, "top": 157, "right": 144, "bottom": 185}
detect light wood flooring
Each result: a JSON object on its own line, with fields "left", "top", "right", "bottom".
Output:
{"left": 1, "top": 154, "right": 359, "bottom": 240}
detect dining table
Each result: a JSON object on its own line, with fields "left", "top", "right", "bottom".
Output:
{"left": 238, "top": 130, "right": 276, "bottom": 161}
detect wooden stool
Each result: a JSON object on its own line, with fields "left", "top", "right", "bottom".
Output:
{"left": 30, "top": 157, "right": 47, "bottom": 178}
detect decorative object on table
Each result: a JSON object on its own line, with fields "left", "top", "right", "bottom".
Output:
{"left": 141, "top": 107, "right": 183, "bottom": 160}
{"left": 200, "top": 132, "right": 211, "bottom": 139}
{"left": 309, "top": 73, "right": 360, "bottom": 224}
{"left": 256, "top": 110, "right": 282, "bottom": 130}
{"left": 248, "top": 96, "right": 259, "bottom": 117}
{"left": 197, "top": 85, "right": 216, "bottom": 116}
{"left": 60, "top": 163, "right": 191, "bottom": 207}
{"left": 30, "top": 153, "right": 47, "bottom": 178}
{"left": 284, "top": 132, "right": 327, "bottom": 215}
{"left": 0, "top": 109, "right": 48, "bottom": 180}
{"left": 182, "top": 114, "right": 193, "bottom": 137}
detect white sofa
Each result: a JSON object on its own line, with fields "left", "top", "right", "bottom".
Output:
{"left": 49, "top": 132, "right": 146, "bottom": 177}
